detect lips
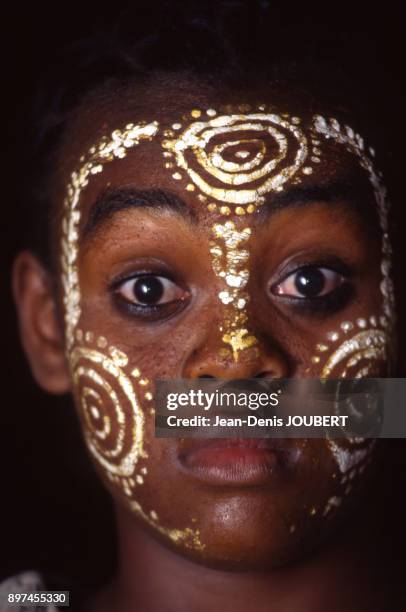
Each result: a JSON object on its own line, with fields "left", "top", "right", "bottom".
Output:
{"left": 178, "top": 438, "right": 302, "bottom": 487}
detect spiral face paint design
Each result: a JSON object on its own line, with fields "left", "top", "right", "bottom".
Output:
{"left": 162, "top": 106, "right": 319, "bottom": 214}
{"left": 61, "top": 121, "right": 204, "bottom": 551}
{"left": 60, "top": 105, "right": 394, "bottom": 544}
{"left": 162, "top": 105, "right": 323, "bottom": 359}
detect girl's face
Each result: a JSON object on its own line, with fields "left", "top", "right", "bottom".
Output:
{"left": 51, "top": 80, "right": 394, "bottom": 568}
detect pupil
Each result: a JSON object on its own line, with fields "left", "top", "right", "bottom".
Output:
{"left": 133, "top": 276, "right": 164, "bottom": 305}
{"left": 294, "top": 268, "right": 325, "bottom": 297}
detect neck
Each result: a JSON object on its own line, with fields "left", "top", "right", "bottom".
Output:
{"left": 88, "top": 500, "right": 387, "bottom": 612}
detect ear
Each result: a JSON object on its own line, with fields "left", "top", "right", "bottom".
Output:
{"left": 12, "top": 251, "right": 71, "bottom": 394}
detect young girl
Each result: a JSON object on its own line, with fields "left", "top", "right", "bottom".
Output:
{"left": 7, "top": 4, "right": 403, "bottom": 611}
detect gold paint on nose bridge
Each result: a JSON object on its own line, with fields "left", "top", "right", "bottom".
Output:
{"left": 210, "top": 220, "right": 258, "bottom": 362}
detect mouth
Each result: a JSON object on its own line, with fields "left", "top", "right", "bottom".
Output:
{"left": 177, "top": 438, "right": 302, "bottom": 487}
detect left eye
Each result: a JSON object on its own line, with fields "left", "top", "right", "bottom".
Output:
{"left": 272, "top": 267, "right": 345, "bottom": 299}
{"left": 116, "top": 275, "right": 186, "bottom": 306}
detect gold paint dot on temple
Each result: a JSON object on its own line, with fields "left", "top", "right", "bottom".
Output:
{"left": 139, "top": 378, "right": 148, "bottom": 386}
{"left": 327, "top": 331, "right": 340, "bottom": 342}
{"left": 150, "top": 510, "right": 158, "bottom": 520}
{"left": 164, "top": 129, "right": 174, "bottom": 137}
{"left": 131, "top": 368, "right": 140, "bottom": 378}
{"left": 220, "top": 206, "right": 231, "bottom": 215}
{"left": 136, "top": 474, "right": 144, "bottom": 485}
{"left": 311, "top": 156, "right": 321, "bottom": 163}
{"left": 145, "top": 391, "right": 153, "bottom": 401}
{"left": 246, "top": 204, "right": 256, "bottom": 213}
{"left": 191, "top": 109, "right": 201, "bottom": 118}
{"left": 172, "top": 172, "right": 182, "bottom": 180}
{"left": 207, "top": 203, "right": 217, "bottom": 212}
{"left": 303, "top": 167, "right": 313, "bottom": 175}
{"left": 85, "top": 331, "right": 94, "bottom": 343}
{"left": 236, "top": 206, "right": 246, "bottom": 215}
{"left": 97, "top": 336, "right": 108, "bottom": 349}
{"left": 311, "top": 355, "right": 321, "bottom": 364}
{"left": 340, "top": 321, "right": 354, "bottom": 332}
{"left": 357, "top": 318, "right": 367, "bottom": 328}
{"left": 163, "top": 151, "right": 172, "bottom": 158}
{"left": 316, "top": 343, "right": 328, "bottom": 352}
{"left": 206, "top": 108, "right": 217, "bottom": 116}
{"left": 172, "top": 123, "right": 182, "bottom": 130}
{"left": 165, "top": 162, "right": 174, "bottom": 169}
{"left": 186, "top": 183, "right": 195, "bottom": 191}
{"left": 141, "top": 467, "right": 147, "bottom": 475}
{"left": 198, "top": 194, "right": 207, "bottom": 202}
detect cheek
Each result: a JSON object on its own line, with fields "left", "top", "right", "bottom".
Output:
{"left": 69, "top": 328, "right": 205, "bottom": 552}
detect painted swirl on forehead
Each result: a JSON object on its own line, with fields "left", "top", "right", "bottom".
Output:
{"left": 162, "top": 105, "right": 320, "bottom": 215}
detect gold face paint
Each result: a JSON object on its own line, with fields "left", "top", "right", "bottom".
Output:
{"left": 162, "top": 106, "right": 317, "bottom": 213}
{"left": 307, "top": 116, "right": 394, "bottom": 483}
{"left": 61, "top": 120, "right": 203, "bottom": 551}
{"left": 210, "top": 221, "right": 257, "bottom": 361}
{"left": 60, "top": 105, "right": 394, "bottom": 547}
{"left": 161, "top": 105, "right": 323, "bottom": 360}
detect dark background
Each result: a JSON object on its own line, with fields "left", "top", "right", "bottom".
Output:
{"left": 1, "top": 0, "right": 406, "bottom": 593}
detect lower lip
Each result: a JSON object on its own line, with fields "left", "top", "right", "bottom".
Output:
{"left": 179, "top": 443, "right": 287, "bottom": 486}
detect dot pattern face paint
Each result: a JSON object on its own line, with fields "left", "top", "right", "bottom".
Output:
{"left": 210, "top": 221, "right": 257, "bottom": 361}
{"left": 308, "top": 116, "right": 395, "bottom": 484}
{"left": 60, "top": 106, "right": 394, "bottom": 552}
{"left": 61, "top": 121, "right": 159, "bottom": 349}
{"left": 161, "top": 106, "right": 318, "bottom": 214}
{"left": 60, "top": 121, "right": 204, "bottom": 551}
{"left": 162, "top": 106, "right": 322, "bottom": 361}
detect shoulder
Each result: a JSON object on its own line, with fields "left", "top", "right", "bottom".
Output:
{"left": 0, "top": 571, "right": 58, "bottom": 611}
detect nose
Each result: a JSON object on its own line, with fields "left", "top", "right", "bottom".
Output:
{"left": 183, "top": 337, "right": 289, "bottom": 380}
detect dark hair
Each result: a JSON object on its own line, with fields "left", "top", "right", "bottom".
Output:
{"left": 14, "top": 1, "right": 400, "bottom": 266}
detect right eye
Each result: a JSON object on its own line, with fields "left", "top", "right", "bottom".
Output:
{"left": 116, "top": 275, "right": 187, "bottom": 307}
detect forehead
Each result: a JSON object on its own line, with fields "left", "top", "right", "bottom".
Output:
{"left": 53, "top": 76, "right": 377, "bottom": 229}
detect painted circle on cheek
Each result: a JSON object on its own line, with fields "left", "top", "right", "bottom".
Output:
{"left": 70, "top": 346, "right": 145, "bottom": 485}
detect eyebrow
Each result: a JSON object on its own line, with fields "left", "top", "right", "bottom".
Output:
{"left": 258, "top": 177, "right": 376, "bottom": 221}
{"left": 83, "top": 176, "right": 377, "bottom": 239}
{"left": 83, "top": 187, "right": 197, "bottom": 239}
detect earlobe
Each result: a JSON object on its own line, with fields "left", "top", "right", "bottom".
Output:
{"left": 12, "top": 251, "right": 71, "bottom": 394}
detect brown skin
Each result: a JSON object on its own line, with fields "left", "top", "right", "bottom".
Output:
{"left": 13, "top": 76, "right": 391, "bottom": 611}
